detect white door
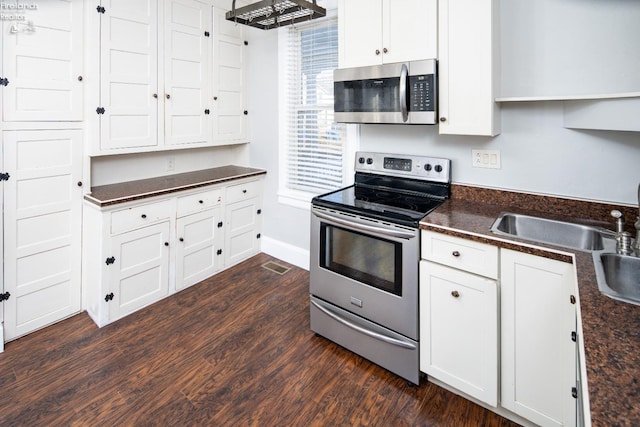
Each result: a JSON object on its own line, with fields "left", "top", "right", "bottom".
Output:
{"left": 338, "top": 0, "right": 383, "bottom": 68}
{"left": 383, "top": 0, "right": 437, "bottom": 64}
{"left": 108, "top": 222, "right": 170, "bottom": 321}
{"left": 212, "top": 7, "right": 246, "bottom": 144}
{"left": 2, "top": 0, "right": 83, "bottom": 121}
{"left": 419, "top": 261, "right": 498, "bottom": 406}
{"left": 175, "top": 208, "right": 221, "bottom": 291}
{"left": 100, "top": 0, "right": 159, "bottom": 150}
{"left": 164, "top": 0, "right": 211, "bottom": 146}
{"left": 2, "top": 129, "right": 83, "bottom": 341}
{"left": 224, "top": 198, "right": 260, "bottom": 266}
{"left": 501, "top": 249, "right": 577, "bottom": 427}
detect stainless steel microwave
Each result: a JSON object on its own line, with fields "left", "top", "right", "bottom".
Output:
{"left": 333, "top": 59, "right": 437, "bottom": 125}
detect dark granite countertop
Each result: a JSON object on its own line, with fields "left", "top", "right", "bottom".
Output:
{"left": 420, "top": 185, "right": 640, "bottom": 426}
{"left": 84, "top": 165, "right": 267, "bottom": 207}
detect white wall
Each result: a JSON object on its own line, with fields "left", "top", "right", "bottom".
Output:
{"left": 248, "top": 5, "right": 640, "bottom": 268}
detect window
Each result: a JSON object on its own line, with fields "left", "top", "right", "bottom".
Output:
{"left": 279, "top": 16, "right": 357, "bottom": 207}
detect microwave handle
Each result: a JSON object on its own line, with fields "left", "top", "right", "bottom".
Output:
{"left": 400, "top": 63, "right": 408, "bottom": 122}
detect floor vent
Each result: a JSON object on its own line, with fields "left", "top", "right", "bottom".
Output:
{"left": 261, "top": 261, "right": 291, "bottom": 275}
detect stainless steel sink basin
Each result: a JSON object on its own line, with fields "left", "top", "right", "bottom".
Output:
{"left": 490, "top": 212, "right": 606, "bottom": 251}
{"left": 594, "top": 252, "right": 640, "bottom": 305}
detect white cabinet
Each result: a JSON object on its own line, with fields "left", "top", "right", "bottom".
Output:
{"left": 83, "top": 176, "right": 263, "bottom": 327}
{"left": 224, "top": 179, "right": 263, "bottom": 266}
{"left": 95, "top": 0, "right": 213, "bottom": 153}
{"left": 2, "top": 129, "right": 84, "bottom": 341}
{"left": 420, "top": 231, "right": 498, "bottom": 407}
{"left": 212, "top": 6, "right": 248, "bottom": 144}
{"left": 338, "top": 0, "right": 437, "bottom": 68}
{"left": 501, "top": 248, "right": 577, "bottom": 427}
{"left": 438, "top": 0, "right": 500, "bottom": 136}
{"left": 1, "top": 0, "right": 84, "bottom": 122}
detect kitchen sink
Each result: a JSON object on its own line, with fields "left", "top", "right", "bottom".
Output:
{"left": 594, "top": 252, "right": 640, "bottom": 305}
{"left": 490, "top": 212, "right": 606, "bottom": 251}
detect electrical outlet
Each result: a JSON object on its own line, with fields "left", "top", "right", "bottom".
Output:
{"left": 166, "top": 156, "right": 175, "bottom": 171}
{"left": 472, "top": 149, "right": 501, "bottom": 169}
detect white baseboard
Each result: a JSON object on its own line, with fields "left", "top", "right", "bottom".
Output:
{"left": 261, "top": 236, "right": 309, "bottom": 270}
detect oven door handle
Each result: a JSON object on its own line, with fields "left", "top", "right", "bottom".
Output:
{"left": 311, "top": 300, "right": 416, "bottom": 350}
{"left": 312, "top": 210, "right": 415, "bottom": 240}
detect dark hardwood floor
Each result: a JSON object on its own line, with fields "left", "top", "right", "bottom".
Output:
{"left": 0, "top": 253, "right": 519, "bottom": 426}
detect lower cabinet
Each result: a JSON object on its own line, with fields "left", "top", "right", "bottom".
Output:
{"left": 420, "top": 231, "right": 579, "bottom": 427}
{"left": 83, "top": 176, "right": 263, "bottom": 327}
{"left": 420, "top": 260, "right": 498, "bottom": 406}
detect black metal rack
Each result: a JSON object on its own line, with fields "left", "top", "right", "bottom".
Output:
{"left": 226, "top": 0, "right": 326, "bottom": 30}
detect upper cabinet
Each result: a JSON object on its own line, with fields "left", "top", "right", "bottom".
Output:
{"left": 338, "top": 0, "right": 437, "bottom": 68}
{"left": 1, "top": 0, "right": 84, "bottom": 122}
{"left": 89, "top": 0, "right": 249, "bottom": 155}
{"left": 438, "top": 0, "right": 500, "bottom": 136}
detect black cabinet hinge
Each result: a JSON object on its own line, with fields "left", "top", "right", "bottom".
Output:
{"left": 217, "top": 249, "right": 222, "bottom": 255}
{"left": 571, "top": 331, "right": 577, "bottom": 342}
{"left": 0, "top": 292, "right": 10, "bottom": 302}
{"left": 104, "top": 292, "right": 114, "bottom": 302}
{"left": 257, "top": 209, "right": 262, "bottom": 214}
{"left": 204, "top": 109, "right": 210, "bottom": 115}
{"left": 96, "top": 107, "right": 106, "bottom": 115}
{"left": 0, "top": 77, "right": 9, "bottom": 87}
{"left": 0, "top": 172, "right": 10, "bottom": 181}
{"left": 244, "top": 41, "right": 248, "bottom": 46}
{"left": 256, "top": 233, "right": 261, "bottom": 239}
{"left": 204, "top": 31, "right": 210, "bottom": 37}
{"left": 105, "top": 256, "right": 115, "bottom": 265}
{"left": 571, "top": 387, "right": 578, "bottom": 399}
{"left": 217, "top": 221, "right": 223, "bottom": 228}
{"left": 243, "top": 110, "right": 248, "bottom": 115}
{"left": 96, "top": 5, "right": 106, "bottom": 14}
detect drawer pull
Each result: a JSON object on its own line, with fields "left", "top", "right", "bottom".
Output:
{"left": 141, "top": 214, "right": 147, "bottom": 219}
{"left": 451, "top": 290, "right": 460, "bottom": 298}
{"left": 452, "top": 250, "right": 460, "bottom": 257}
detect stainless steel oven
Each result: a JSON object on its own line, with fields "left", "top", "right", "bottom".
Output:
{"left": 310, "top": 152, "right": 451, "bottom": 385}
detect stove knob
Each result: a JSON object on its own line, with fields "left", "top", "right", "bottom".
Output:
{"left": 434, "top": 164, "right": 443, "bottom": 173}
{"left": 358, "top": 157, "right": 365, "bottom": 164}
{"left": 424, "top": 163, "right": 432, "bottom": 171}
{"left": 366, "top": 158, "right": 373, "bottom": 165}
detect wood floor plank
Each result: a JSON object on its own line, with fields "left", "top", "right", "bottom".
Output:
{"left": 0, "top": 253, "right": 521, "bottom": 426}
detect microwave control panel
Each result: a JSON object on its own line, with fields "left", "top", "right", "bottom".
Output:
{"left": 409, "top": 74, "right": 434, "bottom": 112}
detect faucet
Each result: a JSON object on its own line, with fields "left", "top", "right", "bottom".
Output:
{"left": 611, "top": 210, "right": 634, "bottom": 255}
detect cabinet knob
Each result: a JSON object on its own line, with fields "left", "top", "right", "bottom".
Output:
{"left": 179, "top": 237, "right": 184, "bottom": 242}
{"left": 383, "top": 47, "right": 388, "bottom": 53}
{"left": 242, "top": 189, "right": 247, "bottom": 193}
{"left": 77, "top": 76, "right": 83, "bottom": 81}
{"left": 439, "top": 117, "right": 447, "bottom": 122}
{"left": 213, "top": 96, "right": 218, "bottom": 101}
{"left": 199, "top": 200, "right": 204, "bottom": 204}
{"left": 164, "top": 242, "right": 169, "bottom": 247}
{"left": 375, "top": 49, "right": 380, "bottom": 55}
{"left": 77, "top": 181, "right": 83, "bottom": 187}
{"left": 166, "top": 94, "right": 171, "bottom": 99}
{"left": 141, "top": 214, "right": 147, "bottom": 219}
{"left": 451, "top": 290, "right": 460, "bottom": 298}
{"left": 153, "top": 93, "right": 158, "bottom": 99}
{"left": 452, "top": 250, "right": 460, "bottom": 257}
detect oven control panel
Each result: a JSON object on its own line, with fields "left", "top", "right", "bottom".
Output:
{"left": 355, "top": 151, "right": 450, "bottom": 183}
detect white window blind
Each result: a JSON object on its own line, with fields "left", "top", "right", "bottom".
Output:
{"left": 282, "top": 17, "right": 348, "bottom": 194}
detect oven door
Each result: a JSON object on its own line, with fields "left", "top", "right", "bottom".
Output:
{"left": 310, "top": 206, "right": 419, "bottom": 340}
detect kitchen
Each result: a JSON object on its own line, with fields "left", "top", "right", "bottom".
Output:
{"left": 0, "top": 0, "right": 639, "bottom": 426}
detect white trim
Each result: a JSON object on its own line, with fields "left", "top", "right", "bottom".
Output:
{"left": 261, "top": 236, "right": 310, "bottom": 270}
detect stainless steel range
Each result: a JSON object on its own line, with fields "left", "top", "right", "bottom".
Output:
{"left": 310, "top": 151, "right": 451, "bottom": 384}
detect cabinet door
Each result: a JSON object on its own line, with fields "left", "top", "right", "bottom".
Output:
{"left": 438, "top": 0, "right": 500, "bottom": 136}
{"left": 2, "top": 0, "right": 83, "bottom": 121}
{"left": 164, "top": 0, "right": 212, "bottom": 146}
{"left": 338, "top": 0, "right": 383, "bottom": 68}
{"left": 100, "top": 0, "right": 159, "bottom": 150}
{"left": 212, "top": 7, "right": 247, "bottom": 144}
{"left": 175, "top": 208, "right": 222, "bottom": 291}
{"left": 224, "top": 198, "right": 261, "bottom": 266}
{"left": 2, "top": 129, "right": 83, "bottom": 341}
{"left": 383, "top": 0, "right": 437, "bottom": 64}
{"left": 107, "top": 222, "right": 170, "bottom": 322}
{"left": 501, "top": 249, "right": 577, "bottom": 427}
{"left": 420, "top": 261, "right": 498, "bottom": 406}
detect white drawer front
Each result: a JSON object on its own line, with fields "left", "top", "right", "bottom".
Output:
{"left": 110, "top": 200, "right": 173, "bottom": 235}
{"left": 421, "top": 230, "right": 498, "bottom": 279}
{"left": 226, "top": 179, "right": 261, "bottom": 204}
{"left": 176, "top": 188, "right": 223, "bottom": 218}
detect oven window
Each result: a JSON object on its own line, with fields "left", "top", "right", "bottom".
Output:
{"left": 320, "top": 223, "right": 402, "bottom": 296}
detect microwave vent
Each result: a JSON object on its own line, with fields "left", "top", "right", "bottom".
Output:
{"left": 226, "top": 0, "right": 326, "bottom": 30}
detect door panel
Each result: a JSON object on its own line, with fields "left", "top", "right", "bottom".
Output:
{"left": 176, "top": 208, "right": 221, "bottom": 290}
{"left": 3, "top": 129, "right": 83, "bottom": 341}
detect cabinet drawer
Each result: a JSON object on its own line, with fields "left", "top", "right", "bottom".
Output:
{"left": 421, "top": 230, "right": 498, "bottom": 279}
{"left": 110, "top": 200, "right": 173, "bottom": 235}
{"left": 226, "top": 180, "right": 261, "bottom": 204}
{"left": 176, "top": 188, "right": 223, "bottom": 217}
